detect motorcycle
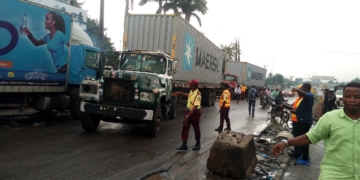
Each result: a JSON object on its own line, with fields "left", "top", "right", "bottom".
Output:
{"left": 260, "top": 94, "right": 271, "bottom": 108}
{"left": 269, "top": 100, "right": 291, "bottom": 125}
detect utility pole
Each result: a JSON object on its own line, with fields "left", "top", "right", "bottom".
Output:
{"left": 234, "top": 37, "right": 240, "bottom": 62}
{"left": 99, "top": 0, "right": 104, "bottom": 50}
{"left": 238, "top": 39, "right": 241, "bottom": 62}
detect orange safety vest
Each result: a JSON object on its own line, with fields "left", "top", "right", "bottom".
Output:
{"left": 241, "top": 86, "right": 246, "bottom": 92}
{"left": 291, "top": 97, "right": 303, "bottom": 122}
{"left": 220, "top": 89, "right": 231, "bottom": 108}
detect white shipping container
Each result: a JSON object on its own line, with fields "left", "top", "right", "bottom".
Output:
{"left": 123, "top": 14, "right": 223, "bottom": 86}
{"left": 225, "top": 62, "right": 267, "bottom": 88}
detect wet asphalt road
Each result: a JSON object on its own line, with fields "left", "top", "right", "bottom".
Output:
{"left": 0, "top": 98, "right": 292, "bottom": 180}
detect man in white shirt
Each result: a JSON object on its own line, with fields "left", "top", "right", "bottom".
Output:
{"left": 234, "top": 85, "right": 241, "bottom": 103}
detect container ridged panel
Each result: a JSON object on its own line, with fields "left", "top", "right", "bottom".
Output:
{"left": 124, "top": 14, "right": 223, "bottom": 86}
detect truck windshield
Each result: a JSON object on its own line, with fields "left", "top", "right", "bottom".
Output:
{"left": 223, "top": 75, "right": 235, "bottom": 81}
{"left": 119, "top": 53, "right": 166, "bottom": 74}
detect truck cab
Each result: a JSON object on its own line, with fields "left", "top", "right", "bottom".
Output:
{"left": 216, "top": 73, "right": 238, "bottom": 98}
{"left": 79, "top": 50, "right": 178, "bottom": 136}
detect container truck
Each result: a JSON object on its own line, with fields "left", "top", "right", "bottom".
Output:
{"left": 79, "top": 14, "right": 223, "bottom": 136}
{"left": 0, "top": 0, "right": 101, "bottom": 119}
{"left": 216, "top": 62, "right": 267, "bottom": 97}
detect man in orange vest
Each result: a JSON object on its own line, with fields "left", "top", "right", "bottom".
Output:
{"left": 288, "top": 93, "right": 304, "bottom": 158}
{"left": 215, "top": 84, "right": 231, "bottom": 131}
{"left": 240, "top": 84, "right": 247, "bottom": 100}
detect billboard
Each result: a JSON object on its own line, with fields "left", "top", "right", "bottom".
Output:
{"left": 27, "top": 0, "right": 87, "bottom": 30}
{"left": 312, "top": 76, "right": 334, "bottom": 81}
{"left": 0, "top": 0, "right": 72, "bottom": 86}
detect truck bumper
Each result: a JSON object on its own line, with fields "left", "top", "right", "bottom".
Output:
{"left": 80, "top": 102, "right": 154, "bottom": 120}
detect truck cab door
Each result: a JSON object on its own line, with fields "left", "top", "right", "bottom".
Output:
{"left": 82, "top": 49, "right": 99, "bottom": 80}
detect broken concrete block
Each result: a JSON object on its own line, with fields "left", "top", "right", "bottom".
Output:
{"left": 206, "top": 131, "right": 257, "bottom": 179}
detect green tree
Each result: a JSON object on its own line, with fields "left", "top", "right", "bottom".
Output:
{"left": 139, "top": 0, "right": 166, "bottom": 14}
{"left": 268, "top": 73, "right": 273, "bottom": 78}
{"left": 220, "top": 43, "right": 236, "bottom": 62}
{"left": 351, "top": 77, "right": 360, "bottom": 83}
{"left": 163, "top": 0, "right": 208, "bottom": 27}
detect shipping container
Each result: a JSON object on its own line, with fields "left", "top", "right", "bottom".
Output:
{"left": 225, "top": 62, "right": 267, "bottom": 88}
{"left": 123, "top": 14, "right": 223, "bottom": 87}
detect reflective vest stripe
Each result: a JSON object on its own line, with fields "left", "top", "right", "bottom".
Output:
{"left": 220, "top": 90, "right": 231, "bottom": 108}
{"left": 291, "top": 97, "right": 303, "bottom": 122}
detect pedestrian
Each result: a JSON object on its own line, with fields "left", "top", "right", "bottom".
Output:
{"left": 215, "top": 84, "right": 231, "bottom": 132}
{"left": 288, "top": 93, "right": 304, "bottom": 158}
{"left": 272, "top": 82, "right": 360, "bottom": 179}
{"left": 274, "top": 83, "right": 314, "bottom": 165}
{"left": 322, "top": 89, "right": 329, "bottom": 115}
{"left": 240, "top": 84, "right": 247, "bottom": 100}
{"left": 271, "top": 88, "right": 279, "bottom": 99}
{"left": 324, "top": 90, "right": 336, "bottom": 114}
{"left": 175, "top": 79, "right": 202, "bottom": 151}
{"left": 234, "top": 85, "right": 241, "bottom": 103}
{"left": 247, "top": 85, "right": 258, "bottom": 117}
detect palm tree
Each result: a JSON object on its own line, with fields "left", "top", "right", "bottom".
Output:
{"left": 163, "top": 0, "right": 208, "bottom": 27}
{"left": 139, "top": 0, "right": 165, "bottom": 14}
{"left": 125, "top": 0, "right": 135, "bottom": 15}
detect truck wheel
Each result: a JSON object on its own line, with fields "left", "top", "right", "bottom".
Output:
{"left": 81, "top": 113, "right": 101, "bottom": 132}
{"left": 69, "top": 87, "right": 82, "bottom": 119}
{"left": 148, "top": 104, "right": 162, "bottom": 137}
{"left": 168, "top": 96, "right": 177, "bottom": 119}
{"left": 202, "top": 90, "right": 211, "bottom": 107}
{"left": 211, "top": 91, "right": 216, "bottom": 106}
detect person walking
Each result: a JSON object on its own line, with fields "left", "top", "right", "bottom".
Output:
{"left": 215, "top": 84, "right": 231, "bottom": 132}
{"left": 234, "top": 85, "right": 241, "bottom": 103}
{"left": 240, "top": 84, "right": 247, "bottom": 100}
{"left": 175, "top": 79, "right": 202, "bottom": 151}
{"left": 247, "top": 85, "right": 258, "bottom": 117}
{"left": 273, "top": 82, "right": 360, "bottom": 179}
{"left": 322, "top": 89, "right": 329, "bottom": 115}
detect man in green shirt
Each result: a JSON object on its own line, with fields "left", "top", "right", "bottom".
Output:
{"left": 271, "top": 88, "right": 279, "bottom": 99}
{"left": 272, "top": 82, "right": 360, "bottom": 180}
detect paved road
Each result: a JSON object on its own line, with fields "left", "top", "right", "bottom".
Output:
{"left": 0, "top": 99, "right": 273, "bottom": 180}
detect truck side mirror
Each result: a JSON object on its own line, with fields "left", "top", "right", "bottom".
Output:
{"left": 172, "top": 60, "right": 178, "bottom": 75}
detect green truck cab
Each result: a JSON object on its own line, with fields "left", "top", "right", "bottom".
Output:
{"left": 79, "top": 50, "right": 178, "bottom": 136}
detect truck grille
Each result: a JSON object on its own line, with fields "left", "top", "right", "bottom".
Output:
{"left": 103, "top": 79, "right": 134, "bottom": 104}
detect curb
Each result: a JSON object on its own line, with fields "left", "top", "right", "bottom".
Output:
{"left": 274, "top": 153, "right": 291, "bottom": 180}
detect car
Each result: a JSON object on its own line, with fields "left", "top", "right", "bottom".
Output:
{"left": 282, "top": 89, "right": 295, "bottom": 97}
{"left": 336, "top": 90, "right": 343, "bottom": 106}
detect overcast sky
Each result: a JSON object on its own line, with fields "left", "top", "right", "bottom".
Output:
{"left": 81, "top": 0, "right": 360, "bottom": 82}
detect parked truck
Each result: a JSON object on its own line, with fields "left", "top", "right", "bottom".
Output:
{"left": 0, "top": 0, "right": 101, "bottom": 119}
{"left": 216, "top": 62, "right": 267, "bottom": 97}
{"left": 79, "top": 14, "right": 223, "bottom": 136}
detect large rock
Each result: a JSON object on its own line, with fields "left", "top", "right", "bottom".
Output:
{"left": 206, "top": 131, "right": 257, "bottom": 179}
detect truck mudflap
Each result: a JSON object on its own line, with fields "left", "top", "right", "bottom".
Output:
{"left": 80, "top": 102, "right": 154, "bottom": 120}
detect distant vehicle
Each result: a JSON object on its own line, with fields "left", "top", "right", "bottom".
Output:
{"left": 282, "top": 89, "right": 295, "bottom": 97}
{"left": 336, "top": 90, "right": 343, "bottom": 106}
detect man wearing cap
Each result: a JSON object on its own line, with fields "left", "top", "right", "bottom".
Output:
{"left": 247, "top": 85, "right": 258, "bottom": 117}
{"left": 215, "top": 84, "right": 231, "bottom": 132}
{"left": 175, "top": 79, "right": 202, "bottom": 151}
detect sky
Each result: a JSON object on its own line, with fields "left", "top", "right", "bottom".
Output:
{"left": 81, "top": 0, "right": 360, "bottom": 82}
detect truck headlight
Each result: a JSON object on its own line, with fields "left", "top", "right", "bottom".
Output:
{"left": 140, "top": 92, "right": 155, "bottom": 101}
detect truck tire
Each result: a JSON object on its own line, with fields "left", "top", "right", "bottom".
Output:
{"left": 147, "top": 104, "right": 162, "bottom": 137}
{"left": 81, "top": 113, "right": 101, "bottom": 132}
{"left": 211, "top": 90, "right": 216, "bottom": 106}
{"left": 69, "top": 87, "right": 82, "bottom": 119}
{"left": 202, "top": 90, "right": 211, "bottom": 107}
{"left": 168, "top": 96, "right": 177, "bottom": 119}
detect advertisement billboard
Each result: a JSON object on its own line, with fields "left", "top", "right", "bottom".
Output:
{"left": 27, "top": 0, "right": 87, "bottom": 30}
{"left": 0, "top": 0, "right": 72, "bottom": 87}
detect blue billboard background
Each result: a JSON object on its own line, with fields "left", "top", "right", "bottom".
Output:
{"left": 0, "top": 0, "right": 72, "bottom": 86}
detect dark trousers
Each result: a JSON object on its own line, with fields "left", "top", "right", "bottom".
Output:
{"left": 235, "top": 94, "right": 240, "bottom": 102}
{"left": 220, "top": 107, "right": 231, "bottom": 128}
{"left": 292, "top": 121, "right": 312, "bottom": 160}
{"left": 241, "top": 92, "right": 245, "bottom": 99}
{"left": 182, "top": 110, "right": 202, "bottom": 142}
{"left": 248, "top": 99, "right": 255, "bottom": 115}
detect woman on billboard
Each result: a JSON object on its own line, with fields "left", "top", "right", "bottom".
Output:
{"left": 24, "top": 12, "right": 69, "bottom": 73}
